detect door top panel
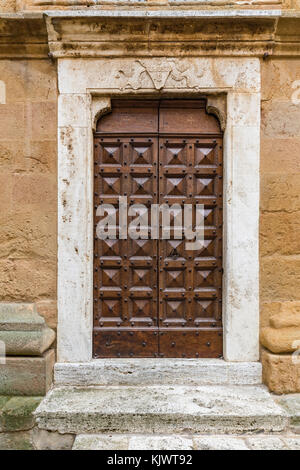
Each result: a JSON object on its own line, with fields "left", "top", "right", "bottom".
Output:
{"left": 96, "top": 99, "right": 222, "bottom": 135}
{"left": 98, "top": 100, "right": 159, "bottom": 134}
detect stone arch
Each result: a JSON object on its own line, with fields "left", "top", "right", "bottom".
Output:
{"left": 92, "top": 97, "right": 111, "bottom": 132}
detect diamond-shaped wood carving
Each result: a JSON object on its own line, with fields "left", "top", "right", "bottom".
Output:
{"left": 131, "top": 176, "right": 152, "bottom": 195}
{"left": 164, "top": 300, "right": 186, "bottom": 321}
{"left": 166, "top": 176, "right": 186, "bottom": 196}
{"left": 102, "top": 176, "right": 121, "bottom": 195}
{"left": 101, "top": 299, "right": 121, "bottom": 319}
{"left": 195, "top": 269, "right": 215, "bottom": 288}
{"left": 100, "top": 239, "right": 120, "bottom": 257}
{"left": 132, "top": 268, "right": 151, "bottom": 287}
{"left": 195, "top": 146, "right": 215, "bottom": 166}
{"left": 130, "top": 239, "right": 152, "bottom": 257}
{"left": 165, "top": 145, "right": 186, "bottom": 165}
{"left": 101, "top": 145, "right": 121, "bottom": 164}
{"left": 102, "top": 269, "right": 120, "bottom": 287}
{"left": 131, "top": 145, "right": 152, "bottom": 164}
{"left": 194, "top": 299, "right": 219, "bottom": 323}
{"left": 165, "top": 240, "right": 185, "bottom": 259}
{"left": 165, "top": 269, "right": 185, "bottom": 289}
{"left": 195, "top": 177, "right": 215, "bottom": 196}
{"left": 130, "top": 299, "right": 152, "bottom": 319}
{"left": 197, "top": 239, "right": 215, "bottom": 257}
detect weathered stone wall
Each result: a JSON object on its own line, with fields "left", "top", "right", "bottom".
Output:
{"left": 0, "top": 59, "right": 57, "bottom": 330}
{"left": 0, "top": 8, "right": 300, "bottom": 393}
{"left": 260, "top": 58, "right": 300, "bottom": 393}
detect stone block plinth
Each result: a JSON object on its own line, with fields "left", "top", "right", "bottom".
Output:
{"left": 262, "top": 349, "right": 300, "bottom": 394}
{"left": 0, "top": 350, "right": 55, "bottom": 396}
{"left": 0, "top": 303, "right": 55, "bottom": 356}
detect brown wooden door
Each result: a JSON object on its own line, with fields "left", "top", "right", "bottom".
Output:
{"left": 93, "top": 100, "right": 223, "bottom": 358}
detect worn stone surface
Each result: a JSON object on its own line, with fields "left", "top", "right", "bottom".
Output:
{"left": 36, "top": 300, "right": 57, "bottom": 332}
{"left": 261, "top": 59, "right": 300, "bottom": 102}
{"left": 0, "top": 303, "right": 55, "bottom": 356}
{"left": 262, "top": 101, "right": 300, "bottom": 138}
{"left": 72, "top": 433, "right": 300, "bottom": 450}
{"left": 129, "top": 435, "right": 194, "bottom": 451}
{"left": 260, "top": 211, "right": 300, "bottom": 258}
{"left": 261, "top": 327, "right": 300, "bottom": 354}
{"left": 0, "top": 396, "right": 42, "bottom": 432}
{"left": 278, "top": 395, "right": 300, "bottom": 426}
{"left": 74, "top": 434, "right": 194, "bottom": 451}
{"left": 271, "top": 308, "right": 300, "bottom": 329}
{"left": 0, "top": 330, "right": 55, "bottom": 357}
{"left": 0, "top": 1, "right": 16, "bottom": 13}
{"left": 54, "top": 360, "right": 262, "bottom": 387}
{"left": 260, "top": 256, "right": 300, "bottom": 303}
{"left": 260, "top": 60, "right": 300, "bottom": 395}
{"left": 283, "top": 438, "right": 300, "bottom": 449}
{"left": 261, "top": 302, "right": 300, "bottom": 329}
{"left": 35, "top": 385, "right": 287, "bottom": 435}
{"left": 0, "top": 59, "right": 57, "bottom": 315}
{"left": 0, "top": 431, "right": 34, "bottom": 450}
{"left": 0, "top": 350, "right": 55, "bottom": 396}
{"left": 32, "top": 428, "right": 75, "bottom": 450}
{"left": 261, "top": 349, "right": 300, "bottom": 394}
{"left": 260, "top": 137, "right": 300, "bottom": 175}
{"left": 260, "top": 174, "right": 300, "bottom": 214}
{"left": 193, "top": 436, "right": 248, "bottom": 450}
{"left": 246, "top": 437, "right": 288, "bottom": 450}
{"left": 73, "top": 434, "right": 128, "bottom": 451}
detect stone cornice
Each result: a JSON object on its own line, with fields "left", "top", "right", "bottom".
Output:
{"left": 1, "top": 9, "right": 300, "bottom": 58}
{"left": 0, "top": 14, "right": 49, "bottom": 58}
{"left": 16, "top": 0, "right": 288, "bottom": 11}
{"left": 44, "top": 10, "right": 300, "bottom": 58}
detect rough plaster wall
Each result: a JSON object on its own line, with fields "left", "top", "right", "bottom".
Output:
{"left": 0, "top": 60, "right": 57, "bottom": 330}
{"left": 260, "top": 58, "right": 300, "bottom": 327}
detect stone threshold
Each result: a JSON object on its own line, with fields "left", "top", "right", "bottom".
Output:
{"left": 34, "top": 384, "right": 287, "bottom": 435}
{"left": 54, "top": 359, "right": 262, "bottom": 386}
{"left": 73, "top": 433, "right": 300, "bottom": 451}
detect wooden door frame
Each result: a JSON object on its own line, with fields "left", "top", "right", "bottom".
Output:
{"left": 56, "top": 57, "right": 260, "bottom": 369}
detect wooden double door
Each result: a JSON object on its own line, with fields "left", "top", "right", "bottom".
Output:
{"left": 93, "top": 100, "right": 223, "bottom": 358}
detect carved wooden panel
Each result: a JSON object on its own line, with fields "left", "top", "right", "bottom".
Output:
{"left": 94, "top": 135, "right": 159, "bottom": 357}
{"left": 94, "top": 99, "right": 223, "bottom": 358}
{"left": 158, "top": 135, "right": 223, "bottom": 358}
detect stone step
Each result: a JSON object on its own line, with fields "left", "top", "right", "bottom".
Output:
{"left": 72, "top": 433, "right": 300, "bottom": 451}
{"left": 54, "top": 359, "right": 262, "bottom": 387}
{"left": 35, "top": 385, "right": 288, "bottom": 435}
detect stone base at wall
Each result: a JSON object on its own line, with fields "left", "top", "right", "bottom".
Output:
{"left": 0, "top": 350, "right": 55, "bottom": 396}
{"left": 0, "top": 303, "right": 56, "bottom": 396}
{"left": 0, "top": 396, "right": 75, "bottom": 450}
{"left": 261, "top": 348, "right": 300, "bottom": 394}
